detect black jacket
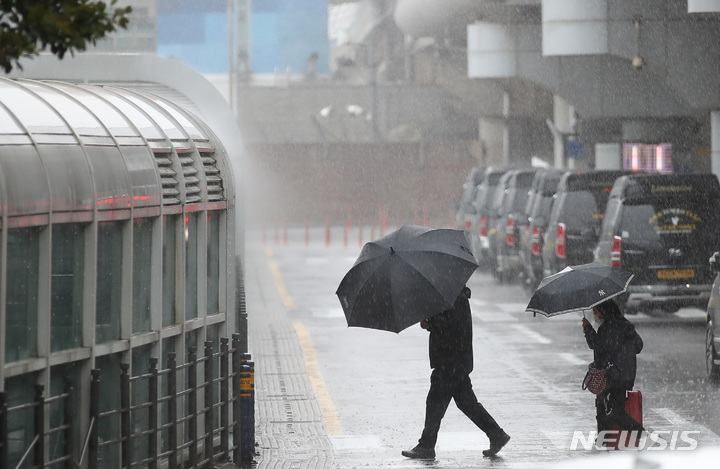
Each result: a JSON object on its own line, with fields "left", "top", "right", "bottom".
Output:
{"left": 426, "top": 287, "right": 473, "bottom": 375}
{"left": 583, "top": 315, "right": 643, "bottom": 390}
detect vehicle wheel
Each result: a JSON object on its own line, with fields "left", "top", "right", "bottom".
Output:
{"left": 706, "top": 320, "right": 720, "bottom": 384}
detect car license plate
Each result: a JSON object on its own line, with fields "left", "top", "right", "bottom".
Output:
{"left": 657, "top": 269, "right": 695, "bottom": 279}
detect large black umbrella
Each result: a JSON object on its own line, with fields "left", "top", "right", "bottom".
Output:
{"left": 336, "top": 224, "right": 478, "bottom": 333}
{"left": 525, "top": 262, "right": 634, "bottom": 317}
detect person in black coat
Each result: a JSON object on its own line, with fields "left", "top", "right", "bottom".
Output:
{"left": 402, "top": 286, "right": 510, "bottom": 459}
{"left": 582, "top": 299, "right": 645, "bottom": 435}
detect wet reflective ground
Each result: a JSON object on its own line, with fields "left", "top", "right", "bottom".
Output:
{"left": 248, "top": 225, "right": 720, "bottom": 468}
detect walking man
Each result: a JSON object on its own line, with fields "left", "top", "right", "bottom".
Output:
{"left": 402, "top": 286, "right": 510, "bottom": 459}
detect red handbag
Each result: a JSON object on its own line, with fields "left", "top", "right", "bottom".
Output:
{"left": 582, "top": 363, "right": 607, "bottom": 394}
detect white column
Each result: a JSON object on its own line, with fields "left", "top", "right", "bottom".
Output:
{"left": 712, "top": 111, "right": 720, "bottom": 176}
{"left": 553, "top": 95, "right": 574, "bottom": 169}
{"left": 479, "top": 118, "right": 506, "bottom": 166}
{"left": 595, "top": 143, "right": 622, "bottom": 169}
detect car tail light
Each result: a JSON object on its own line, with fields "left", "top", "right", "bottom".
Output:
{"left": 465, "top": 215, "right": 472, "bottom": 231}
{"left": 506, "top": 215, "right": 515, "bottom": 246}
{"left": 479, "top": 216, "right": 488, "bottom": 238}
{"left": 611, "top": 235, "right": 622, "bottom": 268}
{"left": 531, "top": 226, "right": 541, "bottom": 256}
{"left": 555, "top": 223, "right": 566, "bottom": 259}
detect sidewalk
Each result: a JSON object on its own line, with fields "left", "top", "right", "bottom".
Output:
{"left": 245, "top": 242, "right": 335, "bottom": 468}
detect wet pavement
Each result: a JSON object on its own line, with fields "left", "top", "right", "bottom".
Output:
{"left": 245, "top": 225, "right": 720, "bottom": 468}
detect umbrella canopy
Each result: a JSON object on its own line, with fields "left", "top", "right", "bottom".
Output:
{"left": 336, "top": 224, "right": 478, "bottom": 333}
{"left": 525, "top": 262, "right": 634, "bottom": 317}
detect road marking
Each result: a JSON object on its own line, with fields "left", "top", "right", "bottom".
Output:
{"left": 511, "top": 324, "right": 552, "bottom": 344}
{"left": 268, "top": 260, "right": 296, "bottom": 310}
{"left": 651, "top": 407, "right": 720, "bottom": 443}
{"left": 313, "top": 308, "right": 345, "bottom": 318}
{"left": 558, "top": 352, "right": 588, "bottom": 366}
{"left": 294, "top": 322, "right": 343, "bottom": 435}
{"left": 329, "top": 434, "right": 381, "bottom": 451}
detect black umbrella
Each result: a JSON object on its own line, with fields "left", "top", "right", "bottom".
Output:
{"left": 336, "top": 224, "right": 478, "bottom": 333}
{"left": 525, "top": 262, "right": 634, "bottom": 317}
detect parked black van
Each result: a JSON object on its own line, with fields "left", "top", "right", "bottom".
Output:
{"left": 517, "top": 169, "right": 564, "bottom": 290}
{"left": 468, "top": 166, "right": 512, "bottom": 268}
{"left": 494, "top": 168, "right": 539, "bottom": 282}
{"left": 594, "top": 173, "right": 720, "bottom": 314}
{"left": 542, "top": 170, "right": 634, "bottom": 278}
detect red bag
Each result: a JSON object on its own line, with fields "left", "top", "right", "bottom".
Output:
{"left": 582, "top": 363, "right": 606, "bottom": 394}
{"left": 605, "top": 390, "right": 643, "bottom": 449}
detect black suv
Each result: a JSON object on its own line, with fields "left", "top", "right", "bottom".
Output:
{"left": 494, "top": 168, "right": 538, "bottom": 283}
{"left": 468, "top": 166, "right": 512, "bottom": 268}
{"left": 594, "top": 173, "right": 720, "bottom": 315}
{"left": 705, "top": 252, "right": 720, "bottom": 383}
{"left": 517, "top": 169, "right": 564, "bottom": 290}
{"left": 542, "top": 170, "right": 633, "bottom": 278}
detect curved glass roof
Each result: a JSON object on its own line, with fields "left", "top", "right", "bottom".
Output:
{"left": 0, "top": 78, "right": 227, "bottom": 220}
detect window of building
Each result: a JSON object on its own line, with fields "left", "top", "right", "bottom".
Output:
{"left": 5, "top": 227, "right": 40, "bottom": 362}
{"left": 162, "top": 215, "right": 178, "bottom": 327}
{"left": 133, "top": 218, "right": 153, "bottom": 334}
{"left": 4, "top": 372, "right": 37, "bottom": 468}
{"left": 50, "top": 361, "right": 82, "bottom": 463}
{"left": 131, "top": 345, "right": 152, "bottom": 463}
{"left": 97, "top": 221, "right": 123, "bottom": 343}
{"left": 96, "top": 353, "right": 121, "bottom": 465}
{"left": 207, "top": 211, "right": 221, "bottom": 315}
{"left": 51, "top": 224, "right": 85, "bottom": 352}
{"left": 185, "top": 213, "right": 199, "bottom": 320}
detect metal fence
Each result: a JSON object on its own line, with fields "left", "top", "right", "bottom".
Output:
{"left": 0, "top": 334, "right": 254, "bottom": 469}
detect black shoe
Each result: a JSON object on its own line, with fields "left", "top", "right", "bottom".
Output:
{"left": 401, "top": 445, "right": 436, "bottom": 459}
{"left": 483, "top": 432, "right": 510, "bottom": 457}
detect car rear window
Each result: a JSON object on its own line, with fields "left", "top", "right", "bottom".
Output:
{"left": 620, "top": 196, "right": 720, "bottom": 252}
{"left": 561, "top": 189, "right": 609, "bottom": 230}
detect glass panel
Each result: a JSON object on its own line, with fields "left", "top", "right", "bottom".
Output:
{"left": 21, "top": 81, "right": 107, "bottom": 136}
{"left": 0, "top": 103, "right": 25, "bottom": 134}
{"left": 185, "top": 213, "right": 199, "bottom": 320}
{"left": 97, "top": 222, "right": 123, "bottom": 343}
{"left": 51, "top": 224, "right": 85, "bottom": 352}
{"left": 207, "top": 212, "right": 220, "bottom": 315}
{"left": 97, "top": 88, "right": 162, "bottom": 139}
{"left": 133, "top": 218, "right": 153, "bottom": 334}
{"left": 163, "top": 215, "right": 178, "bottom": 327}
{"left": 117, "top": 92, "right": 185, "bottom": 140}
{"left": 50, "top": 362, "right": 82, "bottom": 464}
{"left": 6, "top": 227, "right": 40, "bottom": 362}
{"left": 0, "top": 82, "right": 70, "bottom": 134}
{"left": 96, "top": 354, "right": 121, "bottom": 466}
{"left": 5, "top": 373, "right": 37, "bottom": 468}
{"left": 131, "top": 345, "right": 152, "bottom": 464}
{"left": 160, "top": 336, "right": 176, "bottom": 454}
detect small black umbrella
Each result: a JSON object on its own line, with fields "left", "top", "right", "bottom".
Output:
{"left": 336, "top": 224, "right": 478, "bottom": 333}
{"left": 525, "top": 262, "right": 634, "bottom": 317}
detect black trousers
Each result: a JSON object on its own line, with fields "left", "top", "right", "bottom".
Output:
{"left": 418, "top": 368, "right": 504, "bottom": 448}
{"left": 596, "top": 388, "right": 645, "bottom": 434}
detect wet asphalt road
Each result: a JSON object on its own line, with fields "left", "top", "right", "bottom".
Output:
{"left": 248, "top": 225, "right": 720, "bottom": 468}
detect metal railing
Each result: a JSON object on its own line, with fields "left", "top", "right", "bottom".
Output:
{"left": 0, "top": 334, "right": 254, "bottom": 469}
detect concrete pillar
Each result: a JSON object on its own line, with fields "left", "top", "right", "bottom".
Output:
{"left": 712, "top": 111, "right": 720, "bottom": 176}
{"left": 595, "top": 143, "right": 622, "bottom": 170}
{"left": 479, "top": 118, "right": 506, "bottom": 166}
{"left": 553, "top": 95, "right": 574, "bottom": 169}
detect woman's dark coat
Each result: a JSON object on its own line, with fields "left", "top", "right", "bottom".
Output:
{"left": 583, "top": 315, "right": 643, "bottom": 390}
{"left": 426, "top": 286, "right": 473, "bottom": 375}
